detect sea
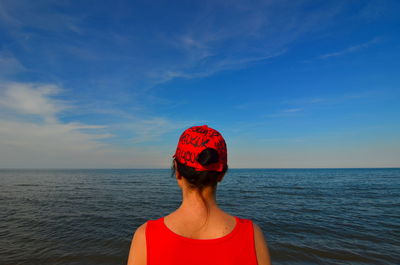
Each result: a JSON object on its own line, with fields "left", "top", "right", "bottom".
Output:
{"left": 0, "top": 168, "right": 399, "bottom": 265}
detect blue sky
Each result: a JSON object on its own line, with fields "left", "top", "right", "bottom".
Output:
{"left": 0, "top": 0, "right": 399, "bottom": 168}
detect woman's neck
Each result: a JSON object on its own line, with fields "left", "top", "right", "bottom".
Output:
{"left": 176, "top": 186, "right": 221, "bottom": 218}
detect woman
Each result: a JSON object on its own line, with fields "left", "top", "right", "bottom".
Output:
{"left": 127, "top": 125, "right": 271, "bottom": 265}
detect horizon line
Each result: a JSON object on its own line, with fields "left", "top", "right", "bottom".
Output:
{"left": 0, "top": 167, "right": 399, "bottom": 170}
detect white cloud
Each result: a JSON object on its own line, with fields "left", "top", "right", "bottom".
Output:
{"left": 0, "top": 82, "right": 112, "bottom": 167}
{"left": 0, "top": 0, "right": 82, "bottom": 33}
{"left": 0, "top": 83, "right": 67, "bottom": 122}
{"left": 317, "top": 37, "right": 381, "bottom": 59}
{"left": 127, "top": 117, "right": 182, "bottom": 144}
{"left": 0, "top": 0, "right": 358, "bottom": 90}
{"left": 0, "top": 82, "right": 185, "bottom": 168}
{"left": 283, "top": 108, "right": 303, "bottom": 113}
{"left": 266, "top": 108, "right": 304, "bottom": 118}
{"left": 144, "top": 0, "right": 348, "bottom": 85}
{"left": 0, "top": 118, "right": 171, "bottom": 168}
{"left": 0, "top": 51, "right": 26, "bottom": 77}
{"left": 0, "top": 1, "right": 21, "bottom": 27}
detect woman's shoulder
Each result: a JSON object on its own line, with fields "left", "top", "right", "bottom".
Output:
{"left": 131, "top": 218, "right": 158, "bottom": 239}
{"left": 127, "top": 222, "right": 148, "bottom": 265}
{"left": 248, "top": 220, "right": 272, "bottom": 265}
{"left": 130, "top": 222, "right": 148, "bottom": 246}
{"left": 251, "top": 221, "right": 263, "bottom": 236}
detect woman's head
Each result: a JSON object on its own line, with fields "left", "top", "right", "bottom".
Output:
{"left": 172, "top": 125, "right": 228, "bottom": 190}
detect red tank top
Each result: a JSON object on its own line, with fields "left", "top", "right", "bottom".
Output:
{"left": 145, "top": 216, "right": 258, "bottom": 265}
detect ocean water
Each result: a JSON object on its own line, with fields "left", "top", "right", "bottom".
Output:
{"left": 0, "top": 168, "right": 399, "bottom": 265}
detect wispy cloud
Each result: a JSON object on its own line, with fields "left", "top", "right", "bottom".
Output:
{"left": 317, "top": 37, "right": 381, "bottom": 59}
{"left": 266, "top": 108, "right": 304, "bottom": 118}
{"left": 0, "top": 1, "right": 21, "bottom": 27}
{"left": 112, "top": 117, "right": 190, "bottom": 144}
{"left": 149, "top": 50, "right": 286, "bottom": 86}
{"left": 0, "top": 83, "right": 67, "bottom": 122}
{"left": 282, "top": 108, "right": 303, "bottom": 113}
{"left": 0, "top": 0, "right": 82, "bottom": 33}
{"left": 0, "top": 82, "right": 112, "bottom": 167}
{"left": 0, "top": 118, "right": 169, "bottom": 168}
{"left": 148, "top": 0, "right": 343, "bottom": 84}
{"left": 1, "top": 0, "right": 351, "bottom": 90}
{"left": 285, "top": 91, "right": 378, "bottom": 107}
{"left": 0, "top": 51, "right": 26, "bottom": 77}
{"left": 264, "top": 90, "right": 379, "bottom": 119}
{"left": 0, "top": 82, "right": 185, "bottom": 168}
{"left": 282, "top": 97, "right": 326, "bottom": 106}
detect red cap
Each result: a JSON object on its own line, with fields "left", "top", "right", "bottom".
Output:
{"left": 173, "top": 125, "right": 227, "bottom": 172}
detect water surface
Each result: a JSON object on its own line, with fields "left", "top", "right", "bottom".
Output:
{"left": 1, "top": 168, "right": 399, "bottom": 264}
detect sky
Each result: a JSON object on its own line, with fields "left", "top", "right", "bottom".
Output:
{"left": 0, "top": 0, "right": 399, "bottom": 168}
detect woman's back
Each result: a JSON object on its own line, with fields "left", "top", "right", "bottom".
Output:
{"left": 146, "top": 213, "right": 259, "bottom": 265}
{"left": 163, "top": 210, "right": 236, "bottom": 240}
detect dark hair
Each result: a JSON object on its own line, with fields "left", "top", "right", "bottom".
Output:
{"left": 171, "top": 148, "right": 228, "bottom": 189}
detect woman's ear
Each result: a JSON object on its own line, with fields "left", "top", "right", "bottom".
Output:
{"left": 217, "top": 173, "right": 225, "bottom": 182}
{"left": 174, "top": 160, "right": 182, "bottom": 179}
